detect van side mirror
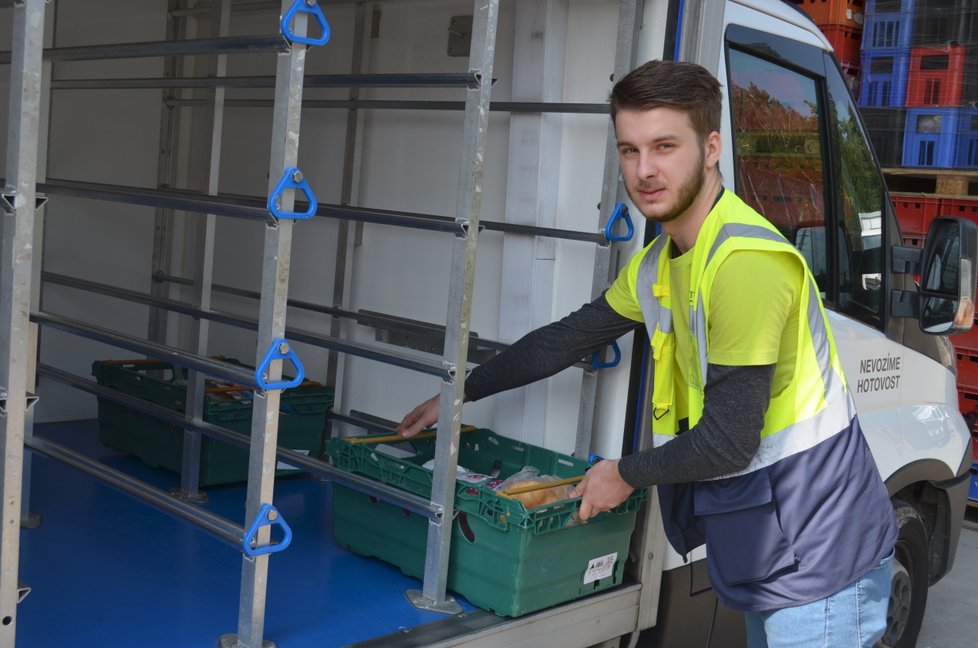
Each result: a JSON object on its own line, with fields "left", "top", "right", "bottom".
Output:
{"left": 918, "top": 217, "right": 978, "bottom": 335}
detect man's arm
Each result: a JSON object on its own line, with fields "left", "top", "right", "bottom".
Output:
{"left": 395, "top": 295, "right": 642, "bottom": 436}
{"left": 464, "top": 295, "right": 642, "bottom": 401}
{"left": 617, "top": 362, "right": 774, "bottom": 486}
{"left": 572, "top": 362, "right": 773, "bottom": 520}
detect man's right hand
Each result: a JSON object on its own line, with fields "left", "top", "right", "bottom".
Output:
{"left": 395, "top": 394, "right": 441, "bottom": 438}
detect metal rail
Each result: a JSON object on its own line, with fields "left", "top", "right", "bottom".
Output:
{"left": 0, "top": 34, "right": 289, "bottom": 64}
{"left": 168, "top": 98, "right": 609, "bottom": 115}
{"left": 51, "top": 72, "right": 482, "bottom": 90}
{"left": 26, "top": 434, "right": 246, "bottom": 547}
{"left": 151, "top": 272, "right": 509, "bottom": 357}
{"left": 36, "top": 364, "right": 437, "bottom": 519}
{"left": 30, "top": 310, "right": 260, "bottom": 388}
{"left": 40, "top": 273, "right": 451, "bottom": 378}
{"left": 32, "top": 177, "right": 606, "bottom": 242}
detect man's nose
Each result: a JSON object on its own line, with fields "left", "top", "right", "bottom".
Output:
{"left": 636, "top": 153, "right": 657, "bottom": 179}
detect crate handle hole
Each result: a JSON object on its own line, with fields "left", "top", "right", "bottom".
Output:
{"left": 457, "top": 511, "right": 476, "bottom": 543}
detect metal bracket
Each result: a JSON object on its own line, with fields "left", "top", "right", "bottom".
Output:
{"left": 169, "top": 486, "right": 209, "bottom": 504}
{"left": 357, "top": 309, "right": 498, "bottom": 364}
{"left": 0, "top": 389, "right": 39, "bottom": 416}
{"left": 267, "top": 168, "right": 318, "bottom": 221}
{"left": 242, "top": 503, "right": 293, "bottom": 559}
{"left": 255, "top": 338, "right": 305, "bottom": 391}
{"left": 281, "top": 0, "right": 331, "bottom": 47}
{"left": 2, "top": 190, "right": 48, "bottom": 215}
{"left": 591, "top": 341, "right": 622, "bottom": 369}
{"left": 890, "top": 289, "right": 920, "bottom": 319}
{"left": 447, "top": 15, "right": 473, "bottom": 57}
{"left": 405, "top": 589, "right": 464, "bottom": 615}
{"left": 605, "top": 202, "right": 635, "bottom": 242}
{"left": 217, "top": 634, "right": 275, "bottom": 648}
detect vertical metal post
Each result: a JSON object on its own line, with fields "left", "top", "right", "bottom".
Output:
{"left": 176, "top": 0, "right": 231, "bottom": 502}
{"left": 325, "top": 1, "right": 369, "bottom": 436}
{"left": 221, "top": 3, "right": 309, "bottom": 647}
{"left": 22, "top": 1, "right": 53, "bottom": 529}
{"left": 0, "top": 0, "right": 46, "bottom": 645}
{"left": 405, "top": 0, "right": 499, "bottom": 614}
{"left": 575, "top": 0, "right": 644, "bottom": 457}
{"left": 149, "top": 0, "right": 193, "bottom": 346}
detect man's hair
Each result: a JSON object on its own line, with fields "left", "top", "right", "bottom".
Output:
{"left": 610, "top": 60, "right": 723, "bottom": 142}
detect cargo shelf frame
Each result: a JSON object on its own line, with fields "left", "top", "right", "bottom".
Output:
{"left": 0, "top": 0, "right": 655, "bottom": 646}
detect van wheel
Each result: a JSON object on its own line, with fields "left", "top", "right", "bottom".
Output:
{"left": 879, "top": 501, "right": 928, "bottom": 648}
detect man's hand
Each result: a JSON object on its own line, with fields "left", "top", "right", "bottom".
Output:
{"left": 395, "top": 394, "right": 440, "bottom": 438}
{"left": 570, "top": 459, "right": 635, "bottom": 522}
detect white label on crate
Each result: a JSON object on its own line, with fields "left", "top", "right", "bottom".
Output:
{"left": 277, "top": 449, "right": 310, "bottom": 471}
{"left": 457, "top": 472, "right": 492, "bottom": 485}
{"left": 583, "top": 552, "right": 618, "bottom": 584}
{"left": 374, "top": 444, "right": 417, "bottom": 459}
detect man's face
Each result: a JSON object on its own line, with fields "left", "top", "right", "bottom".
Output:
{"left": 615, "top": 106, "right": 708, "bottom": 224}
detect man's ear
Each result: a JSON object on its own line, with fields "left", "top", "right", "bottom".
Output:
{"left": 705, "top": 130, "right": 722, "bottom": 169}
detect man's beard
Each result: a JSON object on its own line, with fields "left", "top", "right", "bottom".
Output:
{"left": 633, "top": 152, "right": 706, "bottom": 224}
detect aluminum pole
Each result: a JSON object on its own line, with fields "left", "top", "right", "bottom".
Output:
{"left": 409, "top": 0, "right": 498, "bottom": 615}
{"left": 177, "top": 0, "right": 231, "bottom": 502}
{"left": 0, "top": 1, "right": 45, "bottom": 644}
{"left": 227, "top": 3, "right": 309, "bottom": 646}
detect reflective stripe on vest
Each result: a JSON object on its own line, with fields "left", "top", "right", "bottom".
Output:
{"left": 635, "top": 193, "right": 855, "bottom": 479}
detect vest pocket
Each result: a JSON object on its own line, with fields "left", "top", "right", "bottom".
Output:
{"left": 693, "top": 470, "right": 797, "bottom": 586}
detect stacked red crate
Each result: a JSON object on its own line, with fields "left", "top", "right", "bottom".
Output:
{"left": 890, "top": 192, "right": 941, "bottom": 245}
{"left": 947, "top": 192, "right": 978, "bottom": 446}
{"left": 800, "top": 0, "right": 867, "bottom": 29}
{"left": 905, "top": 44, "right": 966, "bottom": 107}
{"left": 801, "top": 0, "right": 866, "bottom": 89}
{"left": 821, "top": 24, "right": 864, "bottom": 64}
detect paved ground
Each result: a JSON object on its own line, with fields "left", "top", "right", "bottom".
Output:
{"left": 917, "top": 505, "right": 977, "bottom": 648}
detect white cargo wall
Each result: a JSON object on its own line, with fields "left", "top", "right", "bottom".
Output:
{"left": 31, "top": 0, "right": 170, "bottom": 422}
{"left": 15, "top": 0, "right": 646, "bottom": 457}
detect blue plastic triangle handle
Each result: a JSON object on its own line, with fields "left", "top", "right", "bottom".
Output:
{"left": 281, "top": 0, "right": 331, "bottom": 47}
{"left": 591, "top": 340, "right": 622, "bottom": 369}
{"left": 605, "top": 202, "right": 635, "bottom": 242}
{"left": 243, "top": 504, "right": 293, "bottom": 558}
{"left": 268, "top": 167, "right": 318, "bottom": 220}
{"left": 256, "top": 338, "right": 306, "bottom": 391}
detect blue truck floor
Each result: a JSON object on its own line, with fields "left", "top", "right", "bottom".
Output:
{"left": 18, "top": 420, "right": 474, "bottom": 648}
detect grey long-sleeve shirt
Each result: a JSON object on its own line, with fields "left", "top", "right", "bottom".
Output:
{"left": 464, "top": 295, "right": 773, "bottom": 487}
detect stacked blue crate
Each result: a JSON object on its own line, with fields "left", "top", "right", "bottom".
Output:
{"left": 902, "top": 107, "right": 960, "bottom": 167}
{"left": 859, "top": 3, "right": 911, "bottom": 108}
{"left": 956, "top": 108, "right": 978, "bottom": 169}
{"left": 862, "top": 0, "right": 916, "bottom": 50}
{"left": 859, "top": 48, "right": 911, "bottom": 106}
{"left": 860, "top": 1, "right": 978, "bottom": 168}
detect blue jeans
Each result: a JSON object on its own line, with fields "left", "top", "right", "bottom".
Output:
{"left": 744, "top": 551, "right": 893, "bottom": 648}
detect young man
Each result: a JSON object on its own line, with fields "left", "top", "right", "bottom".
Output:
{"left": 396, "top": 60, "right": 896, "bottom": 647}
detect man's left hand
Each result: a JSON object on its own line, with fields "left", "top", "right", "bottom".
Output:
{"left": 569, "top": 459, "right": 635, "bottom": 522}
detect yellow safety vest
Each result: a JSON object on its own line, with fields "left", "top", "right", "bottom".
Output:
{"left": 634, "top": 190, "right": 855, "bottom": 477}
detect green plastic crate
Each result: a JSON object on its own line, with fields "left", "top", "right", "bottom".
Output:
{"left": 325, "top": 428, "right": 645, "bottom": 617}
{"left": 92, "top": 359, "right": 333, "bottom": 486}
